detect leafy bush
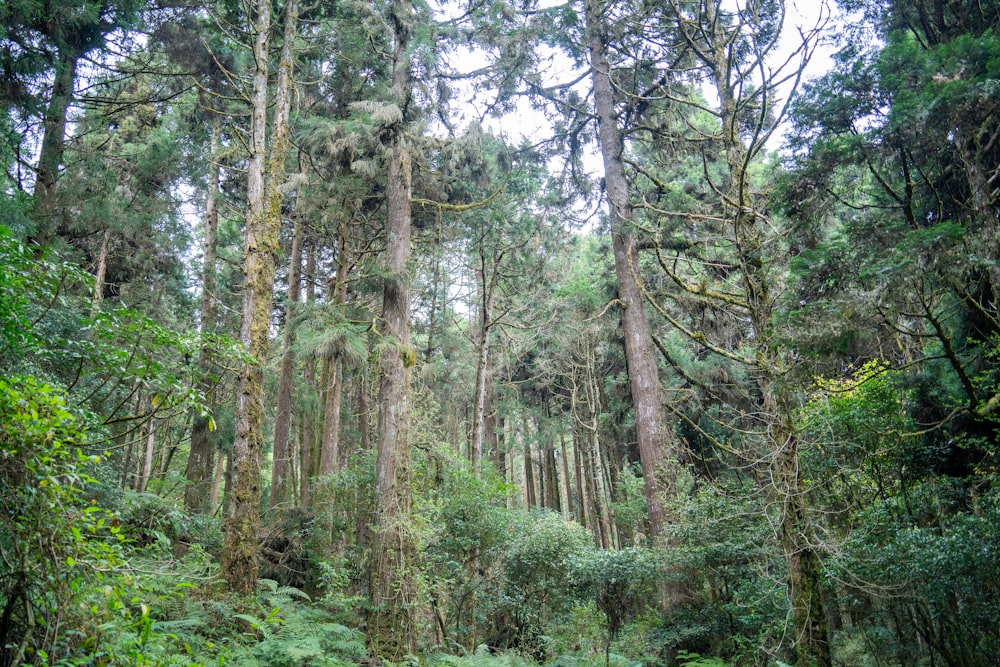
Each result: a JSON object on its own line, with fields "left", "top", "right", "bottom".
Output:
{"left": 0, "top": 375, "right": 126, "bottom": 665}
{"left": 491, "top": 511, "right": 593, "bottom": 658}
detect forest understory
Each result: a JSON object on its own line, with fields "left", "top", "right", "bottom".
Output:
{"left": 2, "top": 0, "right": 999, "bottom": 666}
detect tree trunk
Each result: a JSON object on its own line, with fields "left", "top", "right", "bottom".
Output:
{"left": 185, "top": 126, "right": 221, "bottom": 514}
{"left": 584, "top": 0, "right": 673, "bottom": 543}
{"left": 699, "top": 2, "right": 830, "bottom": 660}
{"left": 471, "top": 245, "right": 497, "bottom": 474}
{"left": 523, "top": 421, "right": 537, "bottom": 508}
{"left": 492, "top": 411, "right": 506, "bottom": 481}
{"left": 560, "top": 430, "right": 574, "bottom": 520}
{"left": 301, "top": 238, "right": 318, "bottom": 508}
{"left": 320, "top": 222, "right": 351, "bottom": 476}
{"left": 91, "top": 229, "right": 111, "bottom": 313}
{"left": 367, "top": 1, "right": 418, "bottom": 654}
{"left": 137, "top": 416, "right": 156, "bottom": 494}
{"left": 574, "top": 425, "right": 590, "bottom": 529}
{"left": 210, "top": 448, "right": 225, "bottom": 514}
{"left": 32, "top": 46, "right": 78, "bottom": 245}
{"left": 222, "top": 0, "right": 272, "bottom": 595}
{"left": 271, "top": 212, "right": 304, "bottom": 513}
{"left": 264, "top": 0, "right": 300, "bottom": 516}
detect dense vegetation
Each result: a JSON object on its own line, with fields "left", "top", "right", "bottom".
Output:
{"left": 2, "top": 0, "right": 998, "bottom": 666}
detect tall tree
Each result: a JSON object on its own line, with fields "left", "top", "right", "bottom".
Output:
{"left": 185, "top": 125, "right": 222, "bottom": 515}
{"left": 583, "top": 0, "right": 677, "bottom": 543}
{"left": 367, "top": 0, "right": 420, "bottom": 655}
{"left": 222, "top": 0, "right": 273, "bottom": 594}
{"left": 267, "top": 0, "right": 301, "bottom": 514}
{"left": 642, "top": 0, "right": 830, "bottom": 662}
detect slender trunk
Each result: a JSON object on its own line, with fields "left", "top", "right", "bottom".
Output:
{"left": 424, "top": 218, "right": 442, "bottom": 364}
{"left": 368, "top": 2, "right": 418, "bottom": 654}
{"left": 264, "top": 0, "right": 300, "bottom": 516}
{"left": 91, "top": 229, "right": 111, "bottom": 313}
{"left": 523, "top": 424, "right": 537, "bottom": 508}
{"left": 560, "top": 430, "right": 574, "bottom": 520}
{"left": 471, "top": 246, "right": 496, "bottom": 474}
{"left": 357, "top": 367, "right": 370, "bottom": 454}
{"left": 574, "top": 426, "right": 590, "bottom": 530}
{"left": 222, "top": 0, "right": 272, "bottom": 595}
{"left": 210, "top": 448, "right": 225, "bottom": 514}
{"left": 320, "top": 223, "right": 351, "bottom": 476}
{"left": 584, "top": 0, "right": 672, "bottom": 543}
{"left": 301, "top": 238, "right": 318, "bottom": 508}
{"left": 491, "top": 412, "right": 506, "bottom": 481}
{"left": 185, "top": 127, "right": 221, "bottom": 514}
{"left": 121, "top": 431, "right": 134, "bottom": 490}
{"left": 701, "top": 3, "right": 830, "bottom": 660}
{"left": 271, "top": 213, "right": 304, "bottom": 512}
{"left": 32, "top": 46, "right": 78, "bottom": 245}
{"left": 137, "top": 417, "right": 156, "bottom": 494}
{"left": 222, "top": 450, "right": 233, "bottom": 516}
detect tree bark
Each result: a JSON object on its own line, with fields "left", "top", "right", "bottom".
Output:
{"left": 471, "top": 245, "right": 497, "bottom": 474}
{"left": 222, "top": 0, "right": 273, "bottom": 595}
{"left": 523, "top": 421, "right": 537, "bottom": 508}
{"left": 264, "top": 0, "right": 300, "bottom": 516}
{"left": 185, "top": 126, "right": 221, "bottom": 514}
{"left": 137, "top": 416, "right": 156, "bottom": 494}
{"left": 91, "top": 229, "right": 111, "bottom": 313}
{"left": 560, "top": 430, "right": 574, "bottom": 520}
{"left": 320, "top": 222, "right": 351, "bottom": 476}
{"left": 584, "top": 0, "right": 673, "bottom": 543}
{"left": 271, "top": 212, "right": 304, "bottom": 512}
{"left": 301, "top": 238, "right": 318, "bottom": 508}
{"left": 368, "top": 1, "right": 418, "bottom": 654}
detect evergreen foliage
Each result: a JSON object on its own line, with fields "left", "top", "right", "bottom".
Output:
{"left": 1, "top": 0, "right": 999, "bottom": 665}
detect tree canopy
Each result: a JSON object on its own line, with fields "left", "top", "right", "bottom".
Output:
{"left": 1, "top": 0, "right": 999, "bottom": 666}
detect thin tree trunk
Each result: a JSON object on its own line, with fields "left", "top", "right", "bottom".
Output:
{"left": 574, "top": 426, "right": 590, "bottom": 529}
{"left": 560, "top": 430, "right": 574, "bottom": 520}
{"left": 185, "top": 126, "right": 221, "bottom": 514}
{"left": 222, "top": 0, "right": 273, "bottom": 595}
{"left": 271, "top": 212, "right": 304, "bottom": 512}
{"left": 471, "top": 245, "right": 497, "bottom": 474}
{"left": 492, "top": 412, "right": 506, "bottom": 482}
{"left": 698, "top": 2, "right": 830, "bottom": 660}
{"left": 584, "top": 0, "right": 674, "bottom": 543}
{"left": 210, "top": 448, "right": 225, "bottom": 514}
{"left": 320, "top": 222, "right": 351, "bottom": 476}
{"left": 523, "top": 423, "right": 537, "bottom": 508}
{"left": 91, "top": 229, "right": 111, "bottom": 313}
{"left": 137, "top": 417, "right": 156, "bottom": 494}
{"left": 301, "top": 238, "right": 318, "bottom": 508}
{"left": 424, "top": 216, "right": 443, "bottom": 364}
{"left": 264, "top": 0, "right": 300, "bottom": 515}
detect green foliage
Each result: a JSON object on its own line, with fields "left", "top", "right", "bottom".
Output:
{"left": 674, "top": 651, "right": 729, "bottom": 667}
{"left": 570, "top": 548, "right": 657, "bottom": 642}
{"left": 830, "top": 485, "right": 1000, "bottom": 665}
{"left": 656, "top": 478, "right": 786, "bottom": 662}
{"left": 0, "top": 227, "right": 90, "bottom": 359}
{"left": 0, "top": 375, "right": 126, "bottom": 665}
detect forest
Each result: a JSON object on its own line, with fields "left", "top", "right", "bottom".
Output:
{"left": 1, "top": 0, "right": 999, "bottom": 665}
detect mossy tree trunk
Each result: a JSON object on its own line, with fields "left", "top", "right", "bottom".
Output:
{"left": 265, "top": 0, "right": 300, "bottom": 515}
{"left": 222, "top": 0, "right": 272, "bottom": 595}
{"left": 367, "top": 0, "right": 419, "bottom": 656}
